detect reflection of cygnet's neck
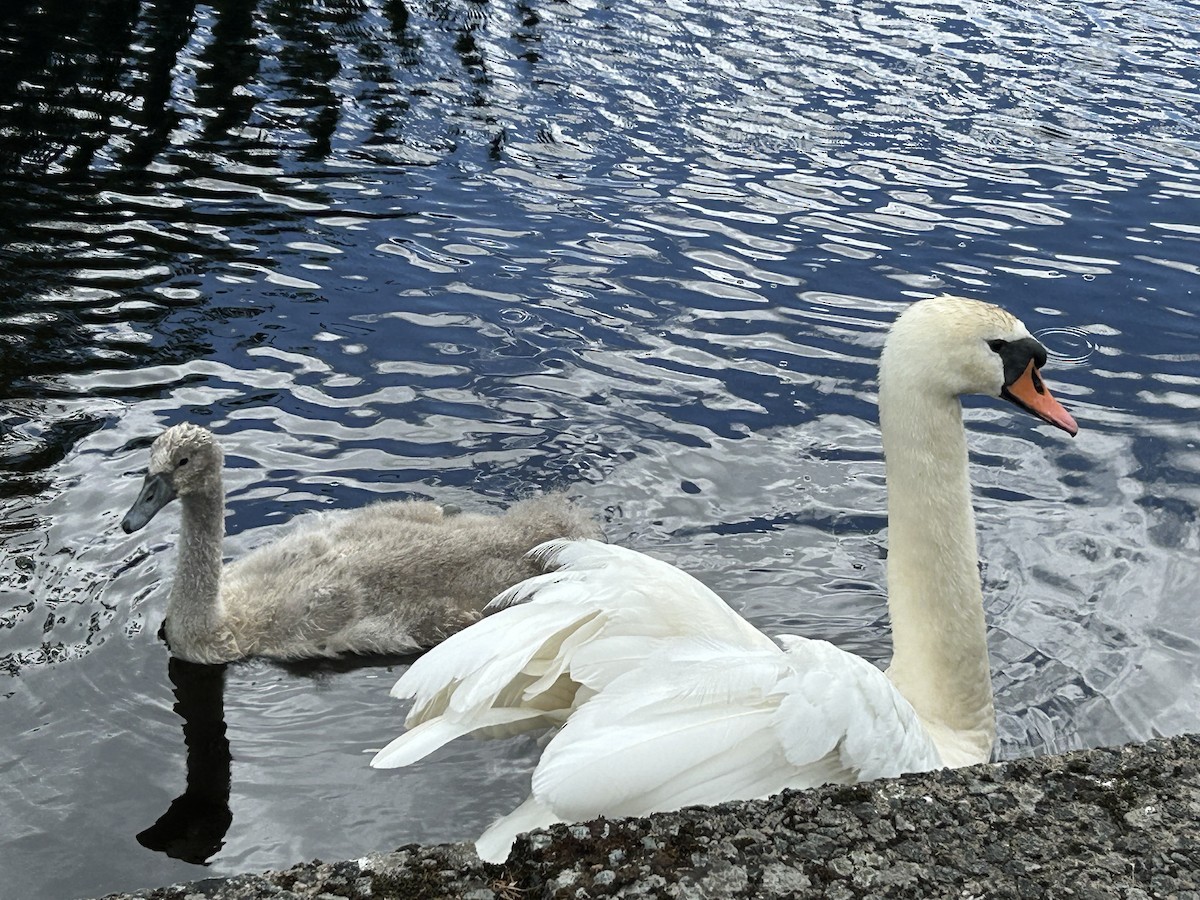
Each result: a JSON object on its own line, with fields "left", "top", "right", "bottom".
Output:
{"left": 169, "top": 476, "right": 231, "bottom": 657}
{"left": 137, "top": 657, "right": 232, "bottom": 864}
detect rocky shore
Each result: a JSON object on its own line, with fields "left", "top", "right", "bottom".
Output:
{"left": 95, "top": 734, "right": 1200, "bottom": 900}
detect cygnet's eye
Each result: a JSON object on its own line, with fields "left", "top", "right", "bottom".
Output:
{"left": 178, "top": 457, "right": 189, "bottom": 467}
{"left": 987, "top": 339, "right": 1008, "bottom": 353}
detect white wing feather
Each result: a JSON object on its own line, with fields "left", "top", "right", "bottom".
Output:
{"left": 372, "top": 538, "right": 943, "bottom": 862}
{"left": 772, "top": 636, "right": 941, "bottom": 779}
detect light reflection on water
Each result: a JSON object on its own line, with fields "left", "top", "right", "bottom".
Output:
{"left": 2, "top": 0, "right": 1200, "bottom": 897}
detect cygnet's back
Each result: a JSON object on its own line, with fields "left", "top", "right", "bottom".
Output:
{"left": 219, "top": 495, "right": 603, "bottom": 660}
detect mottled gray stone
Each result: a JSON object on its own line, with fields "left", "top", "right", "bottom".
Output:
{"left": 91, "top": 735, "right": 1200, "bottom": 900}
{"left": 758, "top": 862, "right": 811, "bottom": 893}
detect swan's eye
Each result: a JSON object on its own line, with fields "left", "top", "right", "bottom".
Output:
{"left": 178, "top": 457, "right": 189, "bottom": 467}
{"left": 987, "top": 339, "right": 1008, "bottom": 353}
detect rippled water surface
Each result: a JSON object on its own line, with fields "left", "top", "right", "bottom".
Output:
{"left": 3, "top": 0, "right": 1200, "bottom": 897}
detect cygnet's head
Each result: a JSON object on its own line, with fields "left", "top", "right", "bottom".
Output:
{"left": 121, "top": 424, "right": 225, "bottom": 534}
{"left": 881, "top": 295, "right": 1077, "bottom": 436}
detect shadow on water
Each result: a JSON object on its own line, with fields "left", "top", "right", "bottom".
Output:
{"left": 275, "top": 649, "right": 423, "bottom": 680}
{"left": 137, "top": 649, "right": 422, "bottom": 866}
{"left": 137, "top": 657, "right": 233, "bottom": 865}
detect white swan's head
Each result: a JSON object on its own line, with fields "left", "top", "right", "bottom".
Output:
{"left": 881, "top": 295, "right": 1077, "bottom": 435}
{"left": 121, "top": 424, "right": 224, "bottom": 533}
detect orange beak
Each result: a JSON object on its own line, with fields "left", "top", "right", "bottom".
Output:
{"left": 1002, "top": 360, "right": 1078, "bottom": 437}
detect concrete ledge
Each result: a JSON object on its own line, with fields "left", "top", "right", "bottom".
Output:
{"left": 97, "top": 734, "right": 1200, "bottom": 899}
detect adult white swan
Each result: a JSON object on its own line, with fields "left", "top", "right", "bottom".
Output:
{"left": 121, "top": 424, "right": 601, "bottom": 664}
{"left": 371, "top": 296, "right": 1078, "bottom": 861}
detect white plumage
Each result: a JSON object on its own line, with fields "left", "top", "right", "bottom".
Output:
{"left": 372, "top": 296, "right": 1079, "bottom": 862}
{"left": 375, "top": 541, "right": 941, "bottom": 858}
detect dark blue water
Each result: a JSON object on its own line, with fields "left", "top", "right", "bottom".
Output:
{"left": 2, "top": 1, "right": 1200, "bottom": 897}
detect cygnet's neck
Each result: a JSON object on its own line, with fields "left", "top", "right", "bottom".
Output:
{"left": 879, "top": 382, "right": 995, "bottom": 766}
{"left": 167, "top": 479, "right": 227, "bottom": 646}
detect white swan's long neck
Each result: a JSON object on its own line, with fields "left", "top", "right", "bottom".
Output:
{"left": 167, "top": 482, "right": 227, "bottom": 645}
{"left": 879, "top": 383, "right": 995, "bottom": 766}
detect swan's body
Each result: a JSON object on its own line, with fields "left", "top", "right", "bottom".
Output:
{"left": 371, "top": 296, "right": 1078, "bottom": 862}
{"left": 121, "top": 424, "right": 601, "bottom": 664}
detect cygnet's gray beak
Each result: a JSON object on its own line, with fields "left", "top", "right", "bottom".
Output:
{"left": 121, "top": 473, "right": 177, "bottom": 533}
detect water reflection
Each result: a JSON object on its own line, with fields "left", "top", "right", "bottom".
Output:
{"left": 138, "top": 657, "right": 232, "bottom": 865}
{"left": 0, "top": 1, "right": 422, "bottom": 175}
{"left": 137, "top": 646, "right": 433, "bottom": 867}
{"left": 2, "top": 0, "right": 1200, "bottom": 897}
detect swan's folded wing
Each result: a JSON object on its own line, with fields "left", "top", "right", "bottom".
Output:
{"left": 773, "top": 635, "right": 942, "bottom": 780}
{"left": 498, "top": 636, "right": 941, "bottom": 829}
{"left": 489, "top": 540, "right": 775, "bottom": 649}
{"left": 373, "top": 540, "right": 943, "bottom": 862}
{"left": 371, "top": 707, "right": 548, "bottom": 768}
{"left": 476, "top": 797, "right": 560, "bottom": 864}
{"left": 522, "top": 642, "right": 801, "bottom": 822}
{"left": 382, "top": 539, "right": 779, "bottom": 739}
